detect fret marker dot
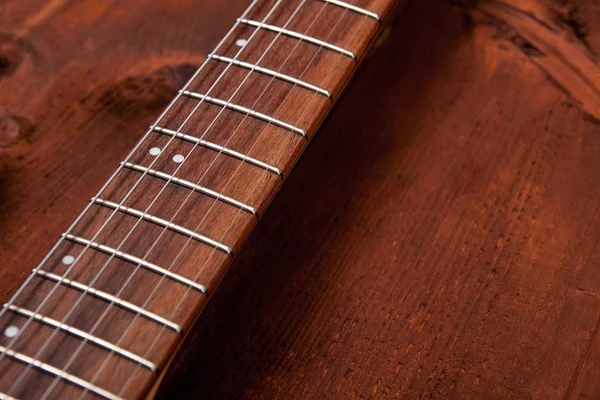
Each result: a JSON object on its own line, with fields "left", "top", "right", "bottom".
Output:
{"left": 4, "top": 326, "right": 19, "bottom": 338}
{"left": 235, "top": 38, "right": 247, "bottom": 47}
{"left": 172, "top": 154, "right": 185, "bottom": 163}
{"left": 62, "top": 255, "right": 75, "bottom": 265}
{"left": 149, "top": 147, "right": 162, "bottom": 156}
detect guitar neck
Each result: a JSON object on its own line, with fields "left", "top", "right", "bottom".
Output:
{"left": 0, "top": 0, "right": 397, "bottom": 398}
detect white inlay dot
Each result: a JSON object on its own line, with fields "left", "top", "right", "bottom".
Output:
{"left": 235, "top": 38, "right": 248, "bottom": 47}
{"left": 62, "top": 255, "right": 75, "bottom": 265}
{"left": 4, "top": 326, "right": 19, "bottom": 338}
{"left": 172, "top": 154, "right": 185, "bottom": 163}
{"left": 149, "top": 147, "right": 162, "bottom": 156}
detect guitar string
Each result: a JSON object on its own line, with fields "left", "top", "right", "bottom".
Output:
{"left": 19, "top": 0, "right": 316, "bottom": 397}
{"left": 2, "top": 0, "right": 286, "bottom": 393}
{"left": 94, "top": 1, "right": 360, "bottom": 396}
{"left": 116, "top": 2, "right": 377, "bottom": 396}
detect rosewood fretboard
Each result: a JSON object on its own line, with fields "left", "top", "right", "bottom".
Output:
{"left": 0, "top": 0, "right": 397, "bottom": 398}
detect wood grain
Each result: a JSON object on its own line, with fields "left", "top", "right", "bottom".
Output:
{"left": 2, "top": 0, "right": 600, "bottom": 398}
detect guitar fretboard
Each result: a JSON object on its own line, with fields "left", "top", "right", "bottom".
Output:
{"left": 0, "top": 0, "right": 396, "bottom": 398}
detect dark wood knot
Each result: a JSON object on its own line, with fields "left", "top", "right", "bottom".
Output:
{"left": 0, "top": 33, "right": 24, "bottom": 77}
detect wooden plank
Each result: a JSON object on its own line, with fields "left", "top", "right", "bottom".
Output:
{"left": 1, "top": 0, "right": 600, "bottom": 398}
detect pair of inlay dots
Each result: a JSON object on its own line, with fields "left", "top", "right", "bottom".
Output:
{"left": 149, "top": 147, "right": 185, "bottom": 164}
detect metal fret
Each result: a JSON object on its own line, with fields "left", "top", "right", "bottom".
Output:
{"left": 0, "top": 391, "right": 19, "bottom": 400}
{"left": 63, "top": 234, "right": 210, "bottom": 291}
{"left": 35, "top": 269, "right": 182, "bottom": 333}
{"left": 93, "top": 198, "right": 233, "bottom": 253}
{"left": 209, "top": 54, "right": 331, "bottom": 98}
{"left": 237, "top": 18, "right": 356, "bottom": 59}
{"left": 320, "top": 0, "right": 380, "bottom": 20}
{"left": 119, "top": 162, "right": 257, "bottom": 214}
{"left": 3, "top": 305, "right": 156, "bottom": 371}
{"left": 93, "top": 198, "right": 244, "bottom": 245}
{"left": 153, "top": 126, "right": 282, "bottom": 176}
{"left": 0, "top": 345, "right": 122, "bottom": 400}
{"left": 180, "top": 90, "right": 306, "bottom": 136}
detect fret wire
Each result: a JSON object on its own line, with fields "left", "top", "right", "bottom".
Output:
{"left": 120, "top": 163, "right": 258, "bottom": 214}
{"left": 3, "top": 0, "right": 273, "bottom": 393}
{"left": 3, "top": 305, "right": 157, "bottom": 372}
{"left": 63, "top": 234, "right": 211, "bottom": 290}
{"left": 320, "top": 0, "right": 380, "bottom": 20}
{"left": 35, "top": 269, "right": 182, "bottom": 333}
{"left": 209, "top": 54, "right": 332, "bottom": 98}
{"left": 33, "top": 1, "right": 312, "bottom": 397}
{"left": 93, "top": 197, "right": 241, "bottom": 248}
{"left": 238, "top": 18, "right": 356, "bottom": 59}
{"left": 153, "top": 126, "right": 282, "bottom": 176}
{"left": 117, "top": 0, "right": 368, "bottom": 396}
{"left": 0, "top": 345, "right": 123, "bottom": 400}
{"left": 180, "top": 90, "right": 306, "bottom": 136}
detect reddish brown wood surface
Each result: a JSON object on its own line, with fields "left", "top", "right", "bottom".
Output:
{"left": 0, "top": 0, "right": 402, "bottom": 397}
{"left": 2, "top": 0, "right": 600, "bottom": 398}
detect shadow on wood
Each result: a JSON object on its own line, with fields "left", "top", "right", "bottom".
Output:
{"left": 157, "top": 2, "right": 468, "bottom": 398}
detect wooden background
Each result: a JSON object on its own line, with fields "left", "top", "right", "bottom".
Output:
{"left": 2, "top": 0, "right": 600, "bottom": 398}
